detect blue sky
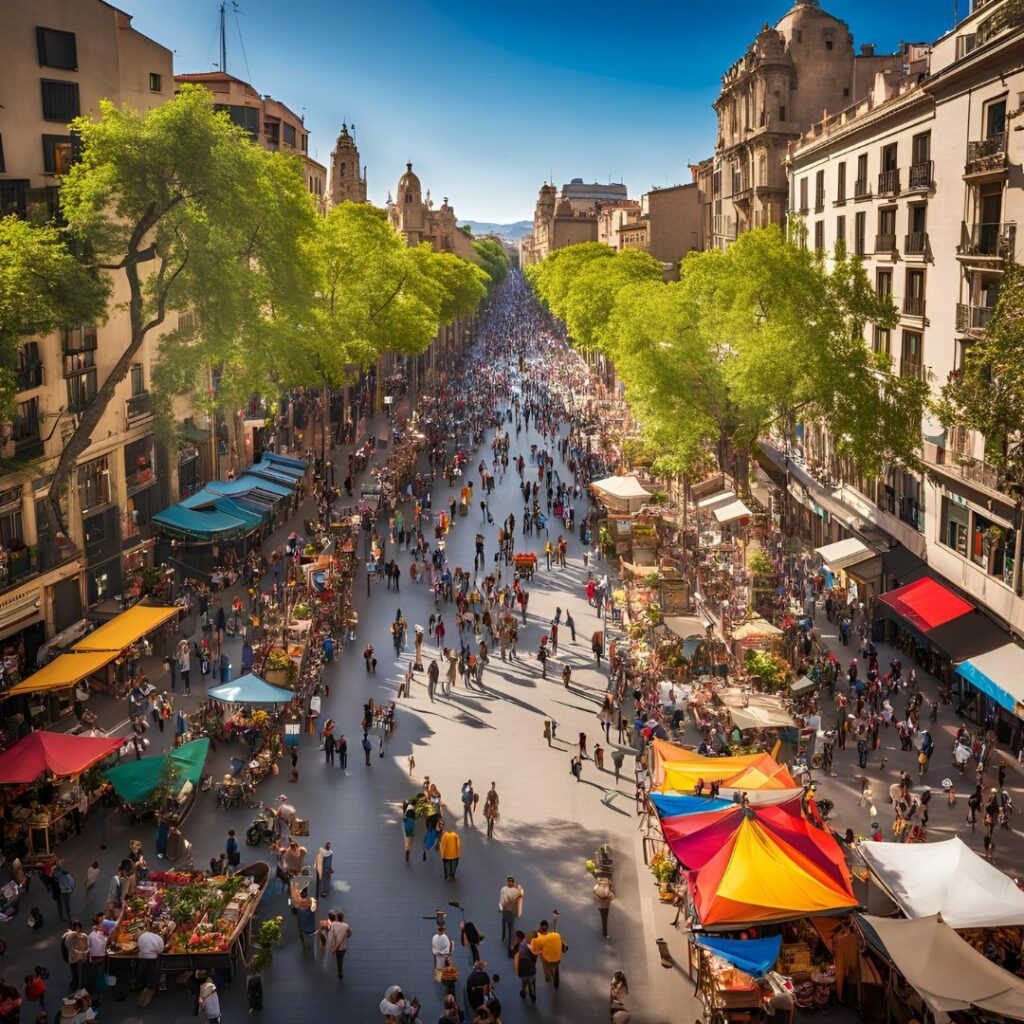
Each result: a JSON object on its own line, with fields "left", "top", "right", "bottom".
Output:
{"left": 128, "top": 0, "right": 957, "bottom": 223}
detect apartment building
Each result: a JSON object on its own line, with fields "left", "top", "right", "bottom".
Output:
{"left": 778, "top": 0, "right": 1024, "bottom": 740}
{"left": 0, "top": 0, "right": 183, "bottom": 671}
{"left": 711, "top": 0, "right": 902, "bottom": 250}
{"left": 520, "top": 180, "right": 630, "bottom": 265}
{"left": 175, "top": 72, "right": 327, "bottom": 212}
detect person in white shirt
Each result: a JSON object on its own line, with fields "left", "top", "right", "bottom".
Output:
{"left": 135, "top": 923, "right": 164, "bottom": 993}
{"left": 498, "top": 876, "right": 524, "bottom": 951}
{"left": 274, "top": 795, "right": 297, "bottom": 838}
{"left": 324, "top": 909, "right": 352, "bottom": 979}
{"left": 199, "top": 977, "right": 221, "bottom": 1023}
{"left": 431, "top": 921, "right": 454, "bottom": 980}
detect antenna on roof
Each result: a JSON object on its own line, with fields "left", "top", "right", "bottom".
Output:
{"left": 218, "top": 2, "right": 227, "bottom": 72}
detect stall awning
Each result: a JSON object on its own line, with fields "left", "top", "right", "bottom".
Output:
{"left": 697, "top": 489, "right": 736, "bottom": 511}
{"left": 664, "top": 615, "right": 709, "bottom": 639}
{"left": 815, "top": 538, "right": 877, "bottom": 572}
{"left": 206, "top": 475, "right": 293, "bottom": 501}
{"left": 180, "top": 424, "right": 210, "bottom": 444}
{"left": 694, "top": 935, "right": 783, "bottom": 979}
{"left": 245, "top": 462, "right": 300, "bottom": 488}
{"left": 104, "top": 738, "right": 210, "bottom": 805}
{"left": 712, "top": 498, "right": 752, "bottom": 526}
{"left": 956, "top": 642, "right": 1024, "bottom": 714}
{"left": 261, "top": 452, "right": 306, "bottom": 471}
{"left": 729, "top": 703, "right": 796, "bottom": 730}
{"left": 927, "top": 610, "right": 1011, "bottom": 664}
{"left": 181, "top": 491, "right": 267, "bottom": 533}
{"left": 590, "top": 475, "right": 651, "bottom": 512}
{"left": 877, "top": 577, "right": 974, "bottom": 633}
{"left": 731, "top": 617, "right": 783, "bottom": 640}
{"left": 790, "top": 675, "right": 817, "bottom": 696}
{"left": 881, "top": 544, "right": 926, "bottom": 583}
{"left": 858, "top": 836, "right": 1024, "bottom": 928}
{"left": 860, "top": 914, "right": 1024, "bottom": 1023}
{"left": 152, "top": 501, "right": 251, "bottom": 541}
{"left": 649, "top": 792, "right": 732, "bottom": 817}
{"left": 6, "top": 651, "right": 119, "bottom": 696}
{"left": 255, "top": 453, "right": 304, "bottom": 480}
{"left": 0, "top": 731, "right": 124, "bottom": 783}
{"left": 73, "top": 605, "right": 179, "bottom": 652}
{"left": 207, "top": 674, "right": 294, "bottom": 705}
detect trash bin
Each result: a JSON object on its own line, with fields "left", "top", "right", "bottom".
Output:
{"left": 220, "top": 658, "right": 231, "bottom": 682}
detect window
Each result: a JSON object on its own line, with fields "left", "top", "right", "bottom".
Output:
{"left": 826, "top": 39, "right": 834, "bottom": 50}
{"left": 283, "top": 123, "right": 297, "bottom": 147}
{"left": 813, "top": 221, "right": 824, "bottom": 251}
{"left": 836, "top": 215, "right": 845, "bottom": 246}
{"left": 881, "top": 143, "right": 898, "bottom": 172}
{"left": 855, "top": 153, "right": 868, "bottom": 195}
{"left": 301, "top": 133, "right": 307, "bottom": 153}
{"left": 0, "top": 181, "right": 27, "bottom": 219}
{"left": 12, "top": 398, "right": 40, "bottom": 444}
{"left": 876, "top": 269, "right": 892, "bottom": 299}
{"left": 814, "top": 169, "right": 825, "bottom": 210}
{"left": 905, "top": 269, "right": 926, "bottom": 315}
{"left": 836, "top": 162, "right": 846, "bottom": 202}
{"left": 985, "top": 98, "right": 1007, "bottom": 139}
{"left": 41, "top": 134, "right": 73, "bottom": 174}
{"left": 215, "top": 104, "right": 259, "bottom": 138}
{"left": 942, "top": 496, "right": 970, "bottom": 557}
{"left": 130, "top": 363, "right": 144, "bottom": 396}
{"left": 873, "top": 327, "right": 891, "bottom": 355}
{"left": 912, "top": 131, "right": 931, "bottom": 165}
{"left": 66, "top": 369, "right": 97, "bottom": 412}
{"left": 854, "top": 211, "right": 866, "bottom": 255}
{"left": 40, "top": 79, "right": 80, "bottom": 122}
{"left": 901, "top": 330, "right": 923, "bottom": 375}
{"left": 148, "top": 72, "right": 162, "bottom": 92}
{"left": 36, "top": 27, "right": 77, "bottom": 70}
{"left": 796, "top": 29, "right": 803, "bottom": 43}
{"left": 843, "top": 87, "right": 849, "bottom": 97}
{"left": 77, "top": 455, "right": 111, "bottom": 511}
{"left": 62, "top": 325, "right": 97, "bottom": 374}
{"left": 799, "top": 177, "right": 808, "bottom": 212}
{"left": 779, "top": 105, "right": 786, "bottom": 122}
{"left": 0, "top": 488, "right": 25, "bottom": 551}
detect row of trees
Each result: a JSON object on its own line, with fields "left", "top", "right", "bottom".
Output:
{"left": 0, "top": 85, "right": 503, "bottom": 537}
{"left": 527, "top": 228, "right": 929, "bottom": 484}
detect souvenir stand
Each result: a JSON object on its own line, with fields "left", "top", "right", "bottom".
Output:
{"left": 0, "top": 731, "right": 124, "bottom": 859}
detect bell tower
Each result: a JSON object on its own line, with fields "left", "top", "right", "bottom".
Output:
{"left": 327, "top": 123, "right": 368, "bottom": 207}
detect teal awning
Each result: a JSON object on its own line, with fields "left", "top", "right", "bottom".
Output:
{"left": 152, "top": 502, "right": 249, "bottom": 541}
{"left": 180, "top": 490, "right": 267, "bottom": 532}
{"left": 257, "top": 454, "right": 304, "bottom": 480}
{"left": 263, "top": 452, "right": 306, "bottom": 471}
{"left": 246, "top": 463, "right": 299, "bottom": 488}
{"left": 104, "top": 738, "right": 210, "bottom": 804}
{"left": 956, "top": 643, "right": 1024, "bottom": 715}
{"left": 206, "top": 474, "right": 292, "bottom": 500}
{"left": 208, "top": 673, "right": 294, "bottom": 704}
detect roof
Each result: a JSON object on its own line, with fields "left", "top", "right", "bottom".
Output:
{"left": 694, "top": 934, "right": 783, "bottom": 979}
{"left": 713, "top": 498, "right": 752, "bottom": 525}
{"left": 207, "top": 674, "right": 295, "bottom": 705}
{"left": 0, "top": 731, "right": 123, "bottom": 784}
{"left": 858, "top": 837, "right": 1024, "bottom": 928}
{"left": 73, "top": 605, "right": 179, "bottom": 652}
{"left": 815, "top": 538, "right": 877, "bottom": 571}
{"left": 860, "top": 914, "right": 1024, "bottom": 1023}
{"left": 104, "top": 738, "right": 210, "bottom": 805}
{"left": 697, "top": 489, "right": 737, "bottom": 510}
{"left": 590, "top": 475, "right": 651, "bottom": 511}
{"left": 956, "top": 642, "right": 1024, "bottom": 714}
{"left": 731, "top": 617, "right": 783, "bottom": 640}
{"left": 664, "top": 615, "right": 709, "bottom": 639}
{"left": 729, "top": 703, "right": 796, "bottom": 730}
{"left": 5, "top": 651, "right": 119, "bottom": 696}
{"left": 205, "top": 475, "right": 293, "bottom": 500}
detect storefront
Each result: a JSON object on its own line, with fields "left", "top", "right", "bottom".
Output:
{"left": 814, "top": 538, "right": 883, "bottom": 614}
{"left": 955, "top": 643, "right": 1024, "bottom": 753}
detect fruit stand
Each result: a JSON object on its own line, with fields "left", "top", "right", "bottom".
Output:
{"left": 106, "top": 861, "right": 270, "bottom": 977}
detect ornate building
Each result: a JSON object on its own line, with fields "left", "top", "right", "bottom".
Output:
{"left": 387, "top": 163, "right": 477, "bottom": 260}
{"left": 520, "top": 179, "right": 630, "bottom": 265}
{"left": 327, "top": 123, "right": 367, "bottom": 207}
{"left": 711, "top": 0, "right": 901, "bottom": 249}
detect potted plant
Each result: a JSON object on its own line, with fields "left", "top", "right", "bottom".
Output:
{"left": 263, "top": 648, "right": 296, "bottom": 688}
{"left": 247, "top": 915, "right": 283, "bottom": 1013}
{"left": 649, "top": 851, "right": 677, "bottom": 900}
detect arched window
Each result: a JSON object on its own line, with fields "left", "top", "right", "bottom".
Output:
{"left": 405, "top": 192, "right": 412, "bottom": 203}
{"left": 759, "top": 155, "right": 767, "bottom": 185}
{"left": 340, "top": 163, "right": 345, "bottom": 177}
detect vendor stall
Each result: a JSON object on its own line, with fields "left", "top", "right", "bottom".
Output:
{"left": 104, "top": 738, "right": 210, "bottom": 827}
{"left": 107, "top": 861, "right": 270, "bottom": 978}
{"left": 689, "top": 934, "right": 787, "bottom": 1023}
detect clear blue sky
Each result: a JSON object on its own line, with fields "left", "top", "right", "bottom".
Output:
{"left": 128, "top": 0, "right": 957, "bottom": 223}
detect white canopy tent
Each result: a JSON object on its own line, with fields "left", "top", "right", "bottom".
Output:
{"left": 814, "top": 537, "right": 876, "bottom": 572}
{"left": 712, "top": 498, "right": 753, "bottom": 526}
{"left": 858, "top": 836, "right": 1024, "bottom": 928}
{"left": 590, "top": 475, "right": 652, "bottom": 513}
{"left": 697, "top": 489, "right": 736, "bottom": 511}
{"left": 862, "top": 914, "right": 1024, "bottom": 1023}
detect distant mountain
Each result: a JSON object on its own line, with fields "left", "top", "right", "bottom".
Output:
{"left": 459, "top": 219, "right": 532, "bottom": 241}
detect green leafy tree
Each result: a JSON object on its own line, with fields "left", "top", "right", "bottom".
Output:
{"left": 937, "top": 260, "right": 1024, "bottom": 488}
{"left": 527, "top": 242, "right": 613, "bottom": 322}
{"left": 0, "top": 216, "right": 108, "bottom": 421}
{"left": 472, "top": 238, "right": 510, "bottom": 296}
{"left": 44, "top": 83, "right": 320, "bottom": 533}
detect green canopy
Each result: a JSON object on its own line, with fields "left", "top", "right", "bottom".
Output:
{"left": 104, "top": 738, "right": 210, "bottom": 805}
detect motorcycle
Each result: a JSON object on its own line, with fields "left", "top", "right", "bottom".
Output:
{"left": 245, "top": 806, "right": 277, "bottom": 847}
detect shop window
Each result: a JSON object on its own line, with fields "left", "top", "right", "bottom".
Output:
{"left": 86, "top": 557, "right": 121, "bottom": 607}
{"left": 77, "top": 454, "right": 111, "bottom": 512}
{"left": 124, "top": 435, "right": 155, "bottom": 495}
{"left": 941, "top": 496, "right": 970, "bottom": 557}
{"left": 178, "top": 446, "right": 201, "bottom": 499}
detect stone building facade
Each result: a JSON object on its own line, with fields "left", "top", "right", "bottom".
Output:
{"left": 520, "top": 179, "right": 630, "bottom": 265}
{"left": 711, "top": 0, "right": 901, "bottom": 250}
{"left": 327, "top": 123, "right": 367, "bottom": 207}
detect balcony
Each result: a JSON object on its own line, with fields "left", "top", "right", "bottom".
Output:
{"left": 908, "top": 160, "right": 934, "bottom": 190}
{"left": 877, "top": 169, "right": 901, "bottom": 195}
{"left": 957, "top": 221, "right": 1016, "bottom": 262}
{"left": 965, "top": 133, "right": 1007, "bottom": 178}
{"left": 956, "top": 302, "right": 995, "bottom": 335}
{"left": 903, "top": 296, "right": 926, "bottom": 318}
{"left": 899, "top": 359, "right": 930, "bottom": 381}
{"left": 853, "top": 179, "right": 870, "bottom": 199}
{"left": 904, "top": 231, "right": 929, "bottom": 255}
{"left": 924, "top": 445, "right": 1004, "bottom": 496}
{"left": 15, "top": 363, "right": 43, "bottom": 392}
{"left": 875, "top": 233, "right": 897, "bottom": 253}
{"left": 125, "top": 391, "right": 153, "bottom": 426}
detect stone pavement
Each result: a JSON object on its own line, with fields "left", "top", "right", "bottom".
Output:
{"left": 4, "top": 379, "right": 697, "bottom": 1023}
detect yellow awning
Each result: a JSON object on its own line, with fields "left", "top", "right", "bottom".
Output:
{"left": 72, "top": 605, "right": 179, "bottom": 652}
{"left": 5, "top": 651, "right": 118, "bottom": 696}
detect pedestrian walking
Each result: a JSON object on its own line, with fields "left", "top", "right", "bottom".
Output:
{"left": 530, "top": 919, "right": 564, "bottom": 989}
{"left": 514, "top": 930, "right": 537, "bottom": 1003}
{"left": 483, "top": 783, "right": 499, "bottom": 839}
{"left": 462, "top": 780, "right": 476, "bottom": 828}
{"left": 402, "top": 802, "right": 417, "bottom": 863}
{"left": 565, "top": 609, "right": 576, "bottom": 642}
{"left": 324, "top": 910, "right": 352, "bottom": 980}
{"left": 440, "top": 826, "right": 462, "bottom": 880}
{"left": 338, "top": 734, "right": 348, "bottom": 769}
{"left": 361, "top": 733, "right": 373, "bottom": 767}
{"left": 499, "top": 877, "right": 523, "bottom": 952}
{"left": 593, "top": 876, "right": 615, "bottom": 938}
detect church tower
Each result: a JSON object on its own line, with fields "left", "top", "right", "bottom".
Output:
{"left": 389, "top": 162, "right": 425, "bottom": 245}
{"left": 327, "top": 123, "right": 368, "bottom": 207}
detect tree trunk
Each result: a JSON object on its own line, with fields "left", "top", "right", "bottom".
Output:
{"left": 42, "top": 251, "right": 166, "bottom": 542}
{"left": 321, "top": 376, "right": 330, "bottom": 464}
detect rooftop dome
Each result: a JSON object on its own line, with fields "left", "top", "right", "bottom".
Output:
{"left": 398, "top": 162, "right": 421, "bottom": 196}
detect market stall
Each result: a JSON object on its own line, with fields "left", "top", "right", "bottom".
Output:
{"left": 2, "top": 649, "right": 120, "bottom": 729}
{"left": 688, "top": 934, "right": 788, "bottom": 1023}
{"left": 107, "top": 861, "right": 270, "bottom": 978}
{"left": 590, "top": 474, "right": 652, "bottom": 514}
{"left": 104, "top": 738, "right": 210, "bottom": 827}
{"left": 0, "top": 731, "right": 124, "bottom": 856}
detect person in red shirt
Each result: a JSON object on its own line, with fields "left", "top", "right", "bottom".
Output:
{"left": 23, "top": 970, "right": 45, "bottom": 1008}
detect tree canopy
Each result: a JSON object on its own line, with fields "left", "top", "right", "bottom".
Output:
{"left": 472, "top": 238, "right": 510, "bottom": 297}
{"left": 938, "top": 260, "right": 1024, "bottom": 487}
{"left": 529, "top": 227, "right": 928, "bottom": 480}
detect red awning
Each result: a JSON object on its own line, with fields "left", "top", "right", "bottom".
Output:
{"left": 0, "top": 731, "right": 123, "bottom": 784}
{"left": 877, "top": 577, "right": 974, "bottom": 633}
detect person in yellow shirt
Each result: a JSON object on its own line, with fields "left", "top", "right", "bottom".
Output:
{"left": 529, "top": 919, "right": 565, "bottom": 989}
{"left": 439, "top": 826, "right": 461, "bottom": 880}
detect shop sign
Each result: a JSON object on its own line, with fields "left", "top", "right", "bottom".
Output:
{"left": 0, "top": 586, "right": 41, "bottom": 630}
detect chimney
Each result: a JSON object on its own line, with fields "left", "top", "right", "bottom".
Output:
{"left": 860, "top": 43, "right": 875, "bottom": 57}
